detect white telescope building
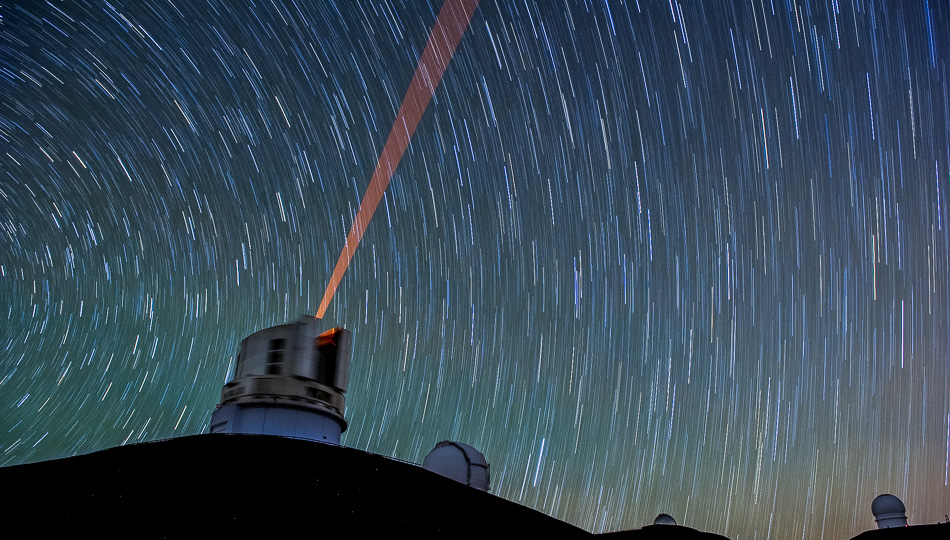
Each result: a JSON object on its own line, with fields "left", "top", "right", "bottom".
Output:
{"left": 209, "top": 316, "right": 351, "bottom": 444}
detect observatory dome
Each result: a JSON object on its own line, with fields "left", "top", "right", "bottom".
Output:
{"left": 209, "top": 316, "right": 352, "bottom": 444}
{"left": 871, "top": 494, "right": 908, "bottom": 529}
{"left": 653, "top": 513, "right": 677, "bottom": 525}
{"left": 421, "top": 441, "right": 490, "bottom": 491}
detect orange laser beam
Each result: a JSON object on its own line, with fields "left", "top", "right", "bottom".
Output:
{"left": 316, "top": 0, "right": 479, "bottom": 319}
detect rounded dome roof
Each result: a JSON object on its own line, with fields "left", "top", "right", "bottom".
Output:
{"left": 653, "top": 513, "right": 677, "bottom": 525}
{"left": 422, "top": 441, "right": 490, "bottom": 491}
{"left": 871, "top": 494, "right": 906, "bottom": 519}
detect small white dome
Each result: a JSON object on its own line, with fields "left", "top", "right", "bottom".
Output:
{"left": 421, "top": 441, "right": 490, "bottom": 491}
{"left": 871, "top": 494, "right": 908, "bottom": 529}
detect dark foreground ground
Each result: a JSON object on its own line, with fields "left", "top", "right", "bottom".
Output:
{"left": 0, "top": 434, "right": 944, "bottom": 539}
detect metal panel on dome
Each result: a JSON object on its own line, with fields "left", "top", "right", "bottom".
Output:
{"left": 236, "top": 406, "right": 266, "bottom": 434}
{"left": 262, "top": 408, "right": 296, "bottom": 437}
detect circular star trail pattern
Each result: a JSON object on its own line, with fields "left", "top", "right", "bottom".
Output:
{"left": 1, "top": 1, "right": 948, "bottom": 538}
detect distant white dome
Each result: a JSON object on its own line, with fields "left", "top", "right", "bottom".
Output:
{"left": 871, "top": 494, "right": 908, "bottom": 529}
{"left": 421, "top": 441, "right": 490, "bottom": 491}
{"left": 653, "top": 513, "right": 677, "bottom": 525}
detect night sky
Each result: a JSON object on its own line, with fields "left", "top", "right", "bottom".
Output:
{"left": 2, "top": 0, "right": 948, "bottom": 537}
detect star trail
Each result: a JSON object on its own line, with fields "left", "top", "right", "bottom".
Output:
{"left": 1, "top": 1, "right": 948, "bottom": 538}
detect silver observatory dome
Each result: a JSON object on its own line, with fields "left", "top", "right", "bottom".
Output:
{"left": 209, "top": 316, "right": 352, "bottom": 444}
{"left": 421, "top": 440, "right": 491, "bottom": 491}
{"left": 871, "top": 494, "right": 908, "bottom": 529}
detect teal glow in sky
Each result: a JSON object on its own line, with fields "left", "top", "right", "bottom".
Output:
{"left": 1, "top": 1, "right": 948, "bottom": 537}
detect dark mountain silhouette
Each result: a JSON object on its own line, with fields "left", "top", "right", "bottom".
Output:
{"left": 2, "top": 433, "right": 730, "bottom": 538}
{"left": 2, "top": 433, "right": 945, "bottom": 538}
